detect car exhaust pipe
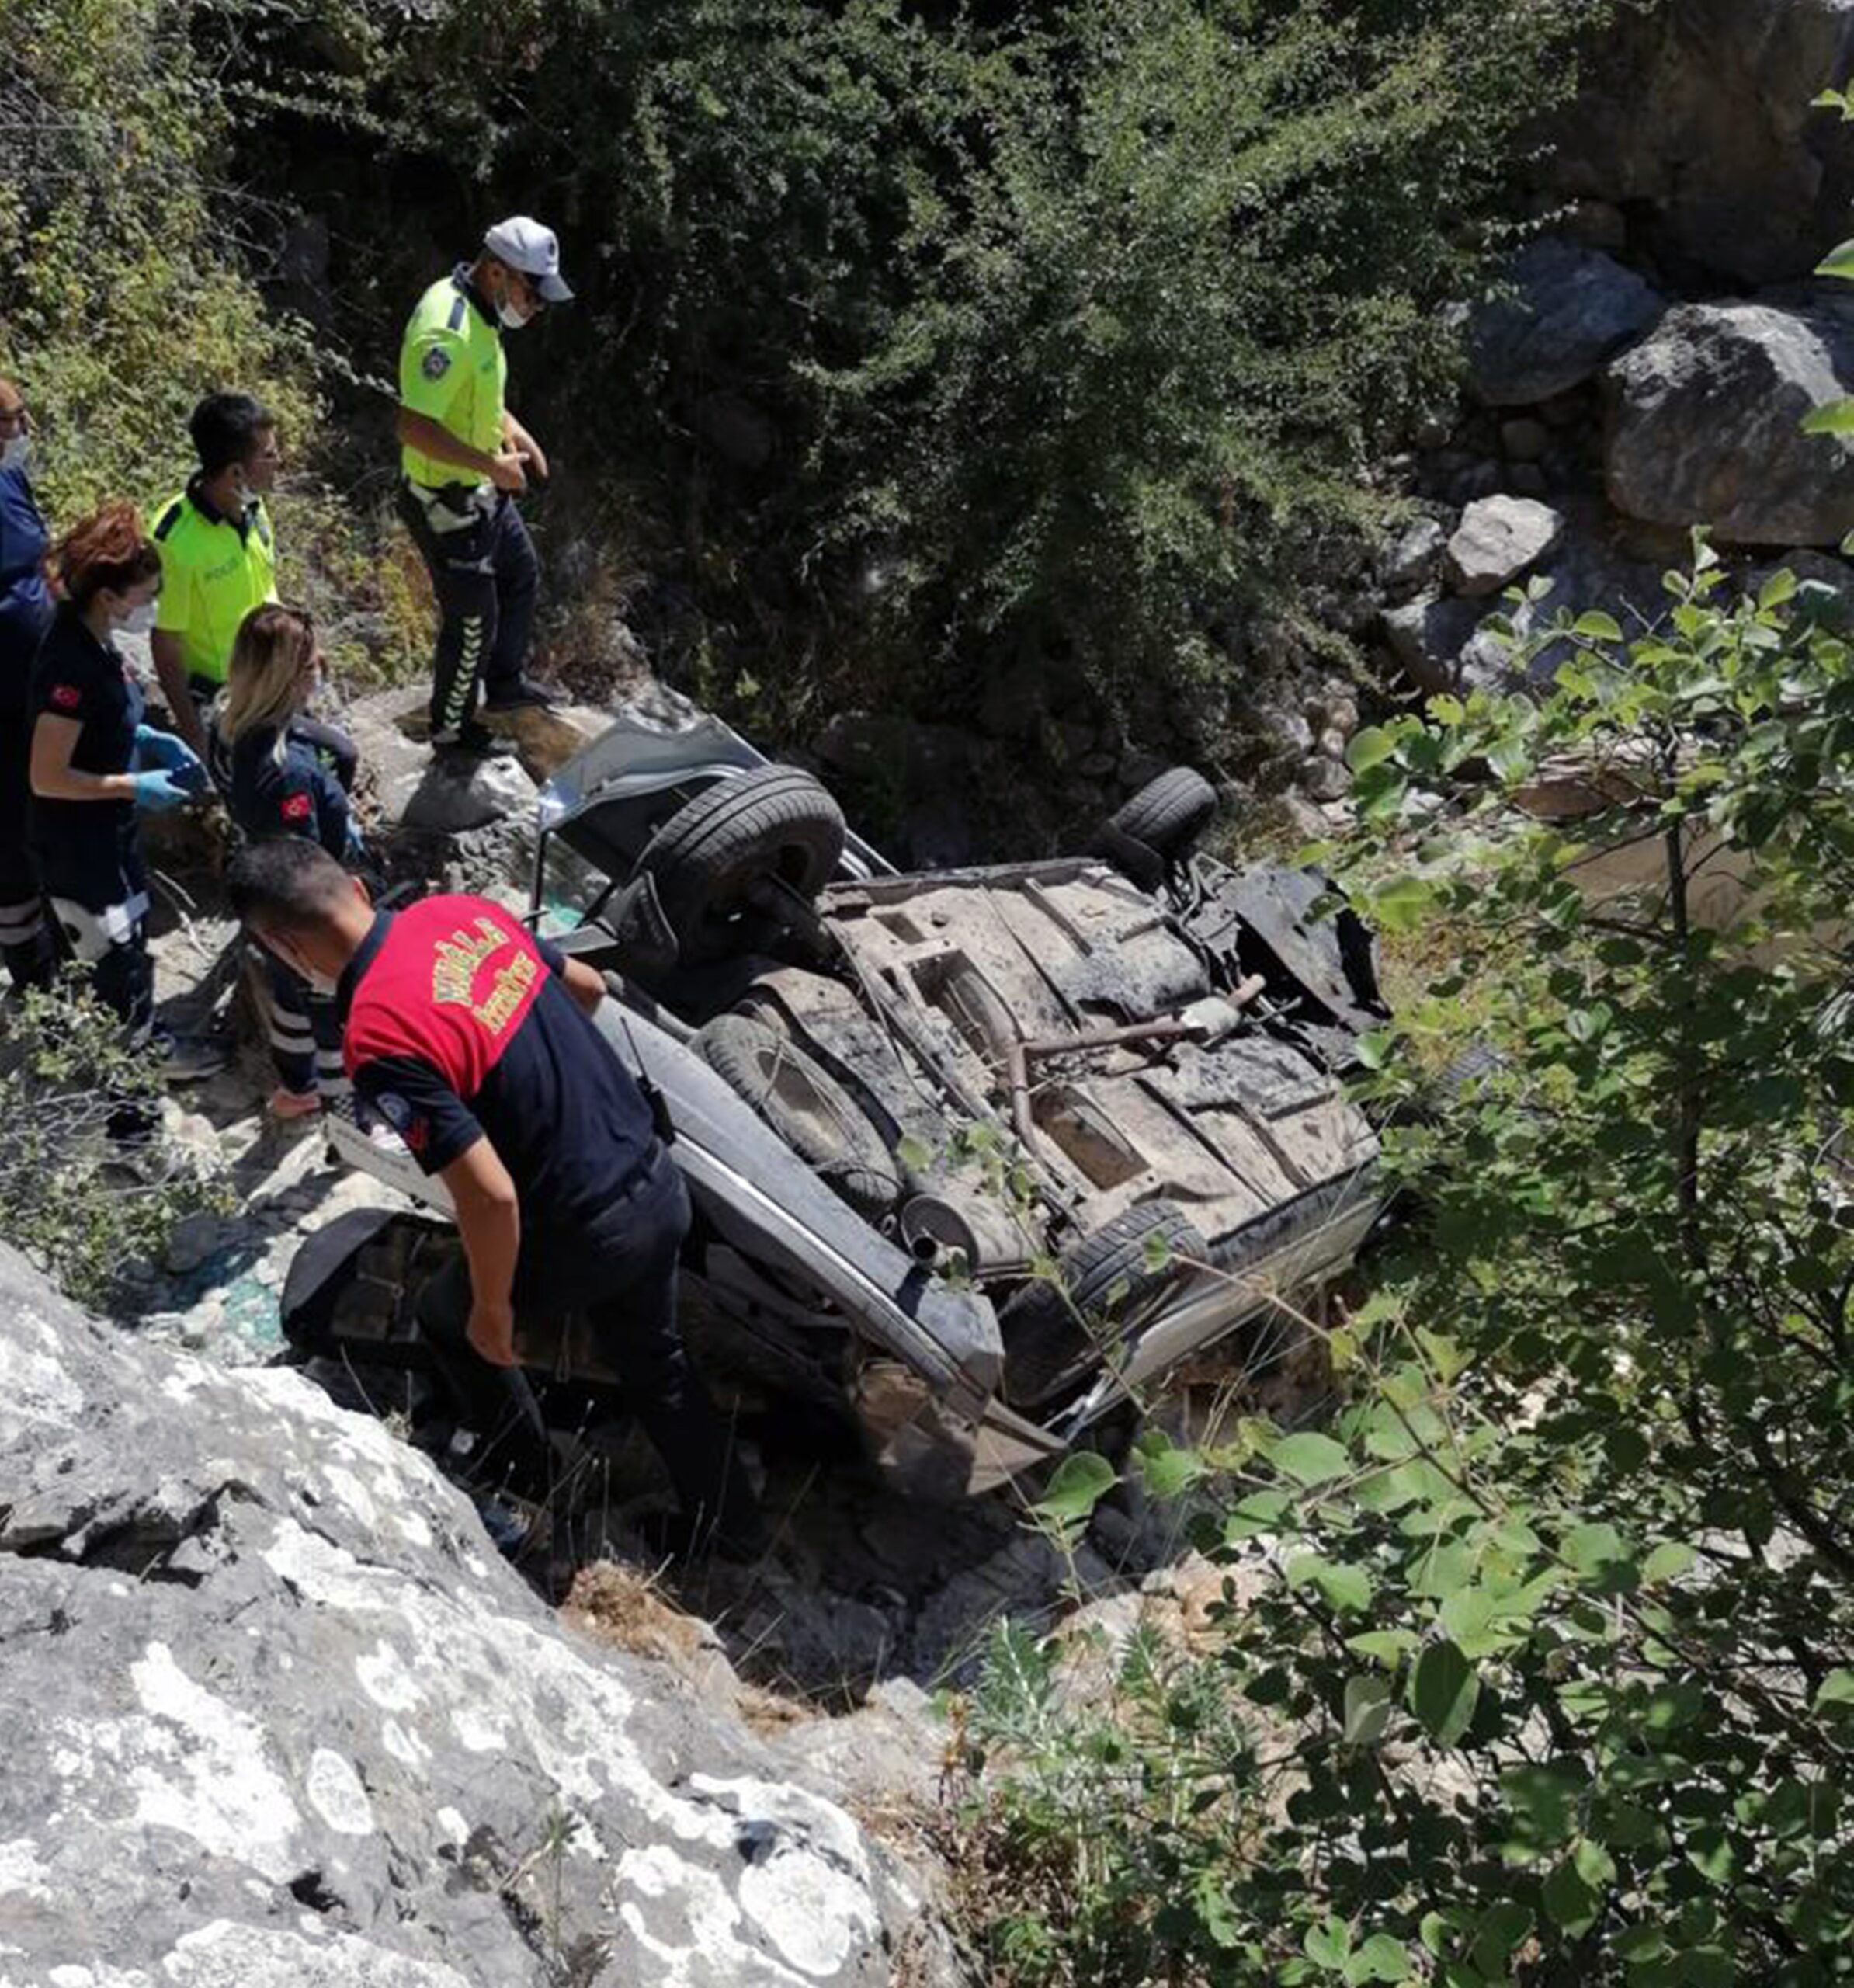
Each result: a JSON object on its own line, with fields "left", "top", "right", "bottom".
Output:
{"left": 900, "top": 1190, "right": 1035, "bottom": 1279}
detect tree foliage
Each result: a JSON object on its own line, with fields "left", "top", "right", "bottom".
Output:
{"left": 0, "top": 975, "right": 227, "bottom": 1309}
{"left": 201, "top": 0, "right": 1611, "bottom": 739}
{"left": 1, "top": 0, "right": 319, "bottom": 519}
{"left": 959, "top": 555, "right": 1854, "bottom": 1983}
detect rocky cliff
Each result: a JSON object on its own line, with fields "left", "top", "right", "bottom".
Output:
{"left": 0, "top": 1245, "right": 965, "bottom": 1986}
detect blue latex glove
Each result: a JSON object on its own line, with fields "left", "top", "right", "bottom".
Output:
{"left": 134, "top": 725, "right": 202, "bottom": 777}
{"left": 132, "top": 770, "right": 193, "bottom": 815}
{"left": 343, "top": 818, "right": 368, "bottom": 863}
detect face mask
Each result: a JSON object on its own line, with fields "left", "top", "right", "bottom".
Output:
{"left": 0, "top": 433, "right": 32, "bottom": 475}
{"left": 498, "top": 300, "right": 534, "bottom": 331}
{"left": 273, "top": 937, "right": 336, "bottom": 996}
{"left": 120, "top": 601, "right": 158, "bottom": 635}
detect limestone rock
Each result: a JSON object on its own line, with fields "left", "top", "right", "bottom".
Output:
{"left": 0, "top": 1245, "right": 960, "bottom": 1985}
{"left": 1606, "top": 298, "right": 1854, "bottom": 544}
{"left": 1380, "top": 593, "right": 1484, "bottom": 696}
{"left": 1468, "top": 240, "right": 1665, "bottom": 407}
{"left": 1444, "top": 496, "right": 1566, "bottom": 598}
{"left": 1455, "top": 524, "right": 1665, "bottom": 696}
{"left": 1536, "top": 0, "right": 1854, "bottom": 285}
{"left": 342, "top": 686, "right": 607, "bottom": 837}
{"left": 398, "top": 751, "right": 541, "bottom": 836}
{"left": 1300, "top": 756, "right": 1352, "bottom": 804}
{"left": 1380, "top": 516, "right": 1447, "bottom": 596}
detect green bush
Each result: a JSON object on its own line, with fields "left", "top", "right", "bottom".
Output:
{"left": 0, "top": 975, "right": 227, "bottom": 1310}
{"left": 957, "top": 554, "right": 1854, "bottom": 1983}
{"left": 2, "top": 0, "right": 320, "bottom": 520}
{"left": 207, "top": 0, "right": 1613, "bottom": 744}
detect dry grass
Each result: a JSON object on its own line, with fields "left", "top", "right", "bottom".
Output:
{"left": 561, "top": 1559, "right": 715, "bottom": 1669}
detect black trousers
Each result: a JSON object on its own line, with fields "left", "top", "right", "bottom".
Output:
{"left": 417, "top": 1149, "right": 759, "bottom": 1542}
{"left": 40, "top": 829, "right": 153, "bottom": 1047}
{"left": 255, "top": 945, "right": 345, "bottom": 1100}
{"left": 0, "top": 701, "right": 50, "bottom": 989}
{"left": 396, "top": 484, "right": 540, "bottom": 739}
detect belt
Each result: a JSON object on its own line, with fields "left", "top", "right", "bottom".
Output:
{"left": 404, "top": 479, "right": 496, "bottom": 533}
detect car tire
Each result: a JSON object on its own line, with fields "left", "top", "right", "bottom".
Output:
{"left": 1095, "top": 767, "right": 1218, "bottom": 871}
{"left": 1001, "top": 1200, "right": 1207, "bottom": 1408}
{"left": 637, "top": 768, "right": 845, "bottom": 965}
{"left": 694, "top": 1012, "right": 901, "bottom": 1218}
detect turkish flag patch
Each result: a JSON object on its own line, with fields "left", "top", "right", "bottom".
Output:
{"left": 280, "top": 792, "right": 312, "bottom": 822}
{"left": 49, "top": 684, "right": 80, "bottom": 711}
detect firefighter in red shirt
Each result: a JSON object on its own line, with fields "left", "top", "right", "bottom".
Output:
{"left": 227, "top": 836, "right": 765, "bottom": 1558}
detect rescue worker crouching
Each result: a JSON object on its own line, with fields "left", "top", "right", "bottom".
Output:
{"left": 30, "top": 502, "right": 221, "bottom": 1085}
{"left": 0, "top": 376, "right": 57, "bottom": 990}
{"left": 225, "top": 838, "right": 768, "bottom": 1560}
{"left": 395, "top": 216, "right": 566, "bottom": 761}
{"left": 214, "top": 603, "right": 368, "bottom": 1121}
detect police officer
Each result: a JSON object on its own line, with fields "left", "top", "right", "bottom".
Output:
{"left": 396, "top": 217, "right": 568, "bottom": 760}
{"left": 30, "top": 502, "right": 216, "bottom": 1077}
{"left": 149, "top": 393, "right": 283, "bottom": 761}
{"left": 0, "top": 377, "right": 56, "bottom": 989}
{"left": 225, "top": 837, "right": 766, "bottom": 1557}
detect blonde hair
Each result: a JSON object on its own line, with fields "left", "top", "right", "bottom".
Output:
{"left": 217, "top": 603, "right": 316, "bottom": 757}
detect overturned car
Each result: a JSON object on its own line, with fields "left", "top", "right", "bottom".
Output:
{"left": 287, "top": 707, "right": 1390, "bottom": 1499}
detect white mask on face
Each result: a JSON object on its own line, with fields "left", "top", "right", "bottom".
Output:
{"left": 120, "top": 600, "right": 158, "bottom": 635}
{"left": 1, "top": 433, "right": 32, "bottom": 475}
{"left": 497, "top": 299, "right": 534, "bottom": 332}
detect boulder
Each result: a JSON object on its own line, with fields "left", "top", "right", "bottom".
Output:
{"left": 1444, "top": 495, "right": 1567, "bottom": 597}
{"left": 1467, "top": 240, "right": 1666, "bottom": 407}
{"left": 1380, "top": 515, "right": 1447, "bottom": 595}
{"left": 1383, "top": 516, "right": 1667, "bottom": 698}
{"left": 1456, "top": 524, "right": 1667, "bottom": 695}
{"left": 1605, "top": 298, "right": 1854, "bottom": 544}
{"left": 342, "top": 686, "right": 613, "bottom": 836}
{"left": 1536, "top": 0, "right": 1854, "bottom": 285}
{"left": 386, "top": 752, "right": 538, "bottom": 837}
{"left": 0, "top": 1244, "right": 961, "bottom": 1985}
{"left": 1380, "top": 593, "right": 1484, "bottom": 696}
{"left": 1300, "top": 757, "right": 1352, "bottom": 804}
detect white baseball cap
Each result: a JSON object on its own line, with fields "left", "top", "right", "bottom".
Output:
{"left": 482, "top": 216, "right": 573, "bottom": 303}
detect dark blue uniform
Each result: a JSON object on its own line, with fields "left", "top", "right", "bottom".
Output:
{"left": 30, "top": 605, "right": 153, "bottom": 1040}
{"left": 223, "top": 718, "right": 360, "bottom": 1100}
{"left": 225, "top": 721, "right": 355, "bottom": 860}
{"left": 0, "top": 464, "right": 54, "bottom": 985}
{"left": 340, "top": 895, "right": 755, "bottom": 1542}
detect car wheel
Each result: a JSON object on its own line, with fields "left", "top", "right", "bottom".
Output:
{"left": 1001, "top": 1200, "right": 1207, "bottom": 1408}
{"left": 694, "top": 1012, "right": 901, "bottom": 1218}
{"left": 637, "top": 767, "right": 845, "bottom": 965}
{"left": 1094, "top": 767, "right": 1218, "bottom": 872}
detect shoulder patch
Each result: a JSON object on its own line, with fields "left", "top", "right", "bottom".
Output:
{"left": 48, "top": 683, "right": 81, "bottom": 711}
{"left": 374, "top": 1090, "right": 427, "bottom": 1150}
{"left": 422, "top": 346, "right": 453, "bottom": 381}
{"left": 279, "top": 791, "right": 312, "bottom": 823}
{"left": 154, "top": 499, "right": 186, "bottom": 543}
